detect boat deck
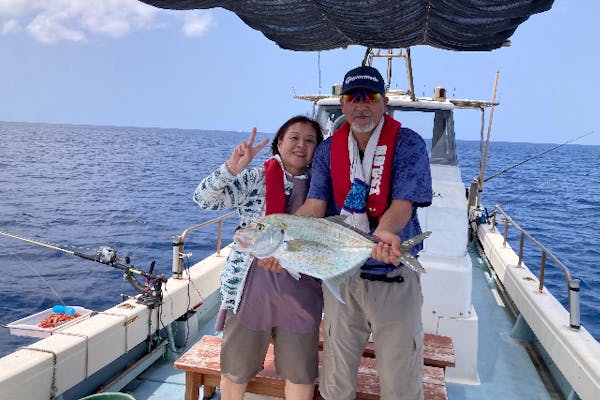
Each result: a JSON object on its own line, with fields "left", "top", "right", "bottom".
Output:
{"left": 124, "top": 243, "right": 555, "bottom": 400}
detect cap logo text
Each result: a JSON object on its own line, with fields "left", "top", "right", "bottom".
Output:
{"left": 345, "top": 74, "right": 379, "bottom": 85}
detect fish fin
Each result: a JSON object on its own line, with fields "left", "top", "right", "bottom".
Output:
{"left": 284, "top": 239, "right": 320, "bottom": 252}
{"left": 398, "top": 252, "right": 426, "bottom": 273}
{"left": 325, "top": 215, "right": 377, "bottom": 242}
{"left": 322, "top": 280, "right": 345, "bottom": 304}
{"left": 322, "top": 264, "right": 364, "bottom": 304}
{"left": 286, "top": 268, "right": 302, "bottom": 280}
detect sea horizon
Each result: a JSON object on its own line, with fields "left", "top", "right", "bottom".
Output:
{"left": 1, "top": 119, "right": 598, "bottom": 147}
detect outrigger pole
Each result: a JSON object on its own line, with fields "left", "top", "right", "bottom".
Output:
{"left": 0, "top": 230, "right": 165, "bottom": 308}
{"left": 478, "top": 70, "right": 500, "bottom": 191}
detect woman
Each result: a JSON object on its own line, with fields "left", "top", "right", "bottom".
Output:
{"left": 193, "top": 115, "right": 324, "bottom": 400}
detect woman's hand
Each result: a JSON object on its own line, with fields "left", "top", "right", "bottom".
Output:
{"left": 226, "top": 128, "right": 269, "bottom": 175}
{"left": 256, "top": 256, "right": 283, "bottom": 272}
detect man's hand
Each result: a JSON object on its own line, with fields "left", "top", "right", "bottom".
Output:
{"left": 256, "top": 256, "right": 283, "bottom": 272}
{"left": 371, "top": 230, "right": 401, "bottom": 266}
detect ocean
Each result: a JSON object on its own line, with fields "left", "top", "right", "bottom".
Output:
{"left": 0, "top": 121, "right": 598, "bottom": 358}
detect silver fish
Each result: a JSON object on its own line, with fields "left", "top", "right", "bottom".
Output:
{"left": 232, "top": 214, "right": 430, "bottom": 302}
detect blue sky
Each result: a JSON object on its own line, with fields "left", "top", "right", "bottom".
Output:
{"left": 1, "top": 0, "right": 598, "bottom": 145}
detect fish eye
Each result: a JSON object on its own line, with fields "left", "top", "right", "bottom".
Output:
{"left": 257, "top": 223, "right": 265, "bottom": 232}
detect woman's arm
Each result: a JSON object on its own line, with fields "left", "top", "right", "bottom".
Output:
{"left": 193, "top": 128, "right": 268, "bottom": 211}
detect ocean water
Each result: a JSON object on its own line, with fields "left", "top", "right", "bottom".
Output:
{"left": 0, "top": 121, "right": 598, "bottom": 358}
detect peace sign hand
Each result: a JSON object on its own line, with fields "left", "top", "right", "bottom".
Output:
{"left": 226, "top": 128, "right": 269, "bottom": 176}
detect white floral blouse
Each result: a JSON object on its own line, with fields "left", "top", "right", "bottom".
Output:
{"left": 193, "top": 160, "right": 295, "bottom": 312}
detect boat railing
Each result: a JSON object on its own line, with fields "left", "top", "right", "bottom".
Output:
{"left": 171, "top": 211, "right": 237, "bottom": 279}
{"left": 491, "top": 205, "right": 581, "bottom": 330}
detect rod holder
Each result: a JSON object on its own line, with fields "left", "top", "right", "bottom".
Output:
{"left": 569, "top": 278, "right": 581, "bottom": 330}
{"left": 172, "top": 234, "right": 183, "bottom": 279}
{"left": 467, "top": 179, "right": 480, "bottom": 210}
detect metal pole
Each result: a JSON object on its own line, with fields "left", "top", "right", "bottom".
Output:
{"left": 405, "top": 48, "right": 415, "bottom": 101}
{"left": 538, "top": 252, "right": 547, "bottom": 293}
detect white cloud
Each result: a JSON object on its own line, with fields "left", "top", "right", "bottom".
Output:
{"left": 2, "top": 18, "right": 20, "bottom": 34}
{"left": 0, "top": 0, "right": 34, "bottom": 17}
{"left": 27, "top": 13, "right": 86, "bottom": 44}
{"left": 182, "top": 10, "right": 214, "bottom": 37}
{"left": 0, "top": 0, "right": 214, "bottom": 44}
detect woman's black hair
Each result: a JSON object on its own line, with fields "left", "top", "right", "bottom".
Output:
{"left": 271, "top": 115, "right": 324, "bottom": 155}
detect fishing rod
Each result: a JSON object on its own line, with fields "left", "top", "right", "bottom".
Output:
{"left": 483, "top": 130, "right": 595, "bottom": 183}
{"left": 0, "top": 230, "right": 166, "bottom": 308}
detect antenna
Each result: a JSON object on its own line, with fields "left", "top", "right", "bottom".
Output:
{"left": 318, "top": 52, "right": 322, "bottom": 94}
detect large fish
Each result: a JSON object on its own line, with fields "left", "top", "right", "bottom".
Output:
{"left": 232, "top": 214, "right": 430, "bottom": 302}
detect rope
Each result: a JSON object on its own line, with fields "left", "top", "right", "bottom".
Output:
{"left": 19, "top": 347, "right": 58, "bottom": 399}
{"left": 56, "top": 332, "right": 90, "bottom": 377}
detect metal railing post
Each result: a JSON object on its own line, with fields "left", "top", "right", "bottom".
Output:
{"left": 538, "top": 252, "right": 547, "bottom": 293}
{"left": 171, "top": 211, "right": 236, "bottom": 279}
{"left": 518, "top": 233, "right": 524, "bottom": 267}
{"left": 216, "top": 220, "right": 224, "bottom": 256}
{"left": 491, "top": 205, "right": 579, "bottom": 331}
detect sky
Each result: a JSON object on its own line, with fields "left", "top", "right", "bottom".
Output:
{"left": 1, "top": 0, "right": 598, "bottom": 145}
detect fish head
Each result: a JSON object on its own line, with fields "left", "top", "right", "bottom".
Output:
{"left": 232, "top": 217, "right": 285, "bottom": 258}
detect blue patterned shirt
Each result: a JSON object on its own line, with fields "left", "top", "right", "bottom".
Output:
{"left": 308, "top": 126, "right": 433, "bottom": 273}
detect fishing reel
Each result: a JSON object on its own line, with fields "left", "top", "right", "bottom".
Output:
{"left": 97, "top": 246, "right": 118, "bottom": 263}
{"left": 468, "top": 207, "right": 492, "bottom": 241}
{"left": 95, "top": 246, "right": 165, "bottom": 308}
{"left": 469, "top": 207, "right": 491, "bottom": 226}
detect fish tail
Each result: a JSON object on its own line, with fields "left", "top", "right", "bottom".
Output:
{"left": 399, "top": 231, "right": 432, "bottom": 251}
{"left": 398, "top": 252, "right": 426, "bottom": 273}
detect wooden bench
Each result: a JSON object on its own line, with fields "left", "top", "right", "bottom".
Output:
{"left": 318, "top": 323, "right": 456, "bottom": 370}
{"left": 174, "top": 334, "right": 454, "bottom": 400}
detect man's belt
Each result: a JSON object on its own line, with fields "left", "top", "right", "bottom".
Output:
{"left": 359, "top": 272, "right": 404, "bottom": 283}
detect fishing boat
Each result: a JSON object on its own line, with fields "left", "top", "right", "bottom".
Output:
{"left": 1, "top": 1, "right": 599, "bottom": 399}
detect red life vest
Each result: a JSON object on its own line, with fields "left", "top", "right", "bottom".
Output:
{"left": 331, "top": 115, "right": 400, "bottom": 217}
{"left": 263, "top": 158, "right": 286, "bottom": 215}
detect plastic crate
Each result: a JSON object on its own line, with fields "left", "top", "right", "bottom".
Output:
{"left": 7, "top": 306, "right": 93, "bottom": 338}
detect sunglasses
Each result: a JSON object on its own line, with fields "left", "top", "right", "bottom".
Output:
{"left": 342, "top": 91, "right": 383, "bottom": 104}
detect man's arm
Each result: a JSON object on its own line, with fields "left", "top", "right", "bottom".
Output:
{"left": 294, "top": 198, "right": 327, "bottom": 218}
{"left": 372, "top": 199, "right": 413, "bottom": 265}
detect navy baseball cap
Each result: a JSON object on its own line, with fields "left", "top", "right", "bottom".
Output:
{"left": 341, "top": 66, "right": 386, "bottom": 95}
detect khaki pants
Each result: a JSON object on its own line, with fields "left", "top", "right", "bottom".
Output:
{"left": 319, "top": 270, "right": 424, "bottom": 400}
{"left": 220, "top": 310, "right": 319, "bottom": 384}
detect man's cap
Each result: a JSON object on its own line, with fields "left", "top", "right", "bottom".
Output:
{"left": 341, "top": 66, "right": 386, "bottom": 95}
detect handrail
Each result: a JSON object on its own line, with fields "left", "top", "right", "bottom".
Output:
{"left": 491, "top": 205, "right": 580, "bottom": 330}
{"left": 171, "top": 211, "right": 237, "bottom": 279}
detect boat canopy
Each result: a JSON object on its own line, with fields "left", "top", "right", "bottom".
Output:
{"left": 140, "top": 0, "right": 554, "bottom": 51}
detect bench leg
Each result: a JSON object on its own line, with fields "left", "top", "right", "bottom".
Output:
{"left": 203, "top": 385, "right": 216, "bottom": 400}
{"left": 185, "top": 371, "right": 202, "bottom": 400}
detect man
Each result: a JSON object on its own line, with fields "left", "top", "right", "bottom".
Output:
{"left": 296, "top": 65, "right": 432, "bottom": 400}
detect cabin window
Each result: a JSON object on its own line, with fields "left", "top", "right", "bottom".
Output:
{"left": 388, "top": 108, "right": 457, "bottom": 166}
{"left": 316, "top": 104, "right": 457, "bottom": 166}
